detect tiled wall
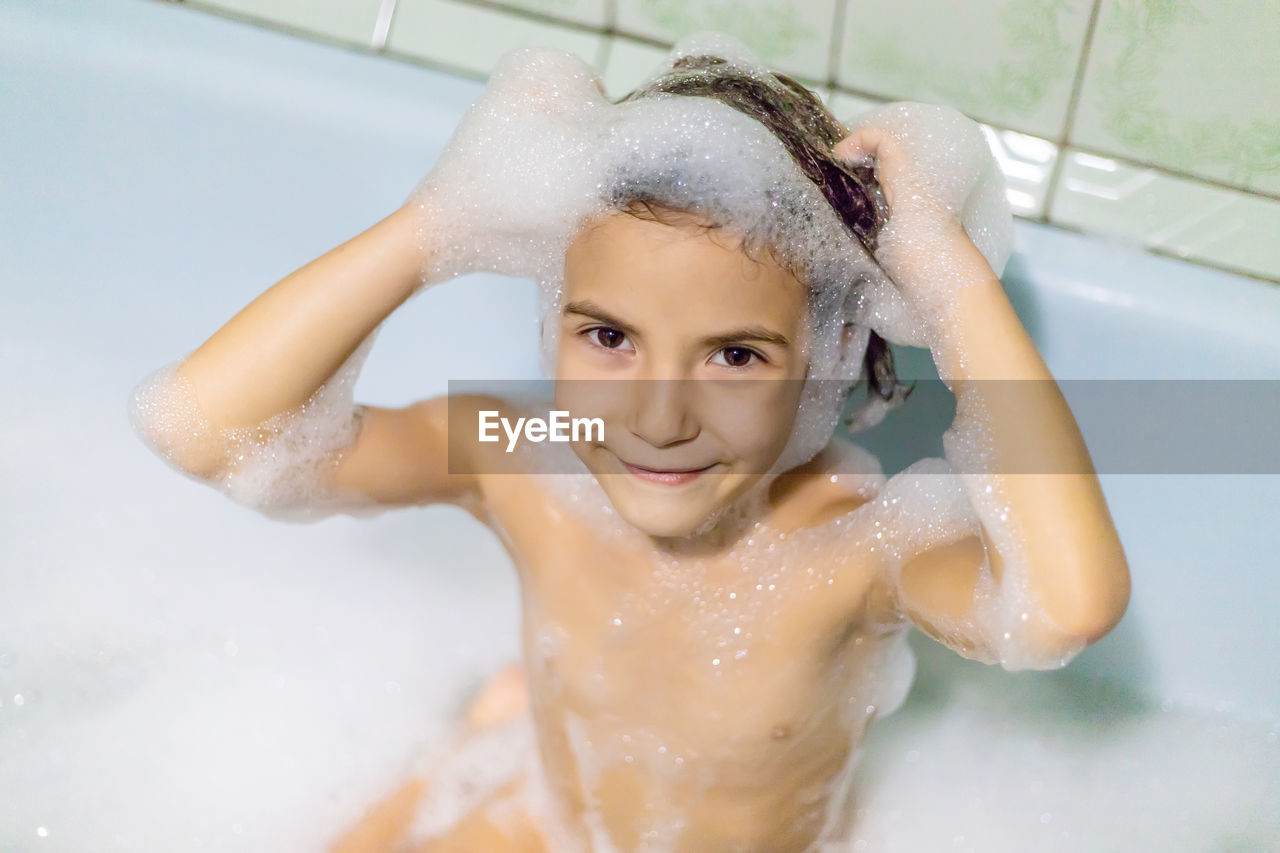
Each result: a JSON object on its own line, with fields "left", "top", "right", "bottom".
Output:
{"left": 183, "top": 0, "right": 1280, "bottom": 283}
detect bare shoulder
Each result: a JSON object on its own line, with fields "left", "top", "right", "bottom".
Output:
{"left": 769, "top": 433, "right": 887, "bottom": 529}
{"left": 328, "top": 392, "right": 535, "bottom": 518}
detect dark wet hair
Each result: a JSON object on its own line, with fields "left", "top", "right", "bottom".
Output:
{"left": 616, "top": 53, "right": 909, "bottom": 416}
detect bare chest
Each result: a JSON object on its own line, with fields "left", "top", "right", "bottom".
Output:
{"left": 486, "top": 473, "right": 893, "bottom": 740}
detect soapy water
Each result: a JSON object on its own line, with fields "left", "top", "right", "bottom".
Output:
{"left": 3, "top": 507, "right": 1275, "bottom": 853}
{"left": 82, "top": 30, "right": 1274, "bottom": 853}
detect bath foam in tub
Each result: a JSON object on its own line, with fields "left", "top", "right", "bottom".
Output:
{"left": 123, "top": 31, "right": 1094, "bottom": 851}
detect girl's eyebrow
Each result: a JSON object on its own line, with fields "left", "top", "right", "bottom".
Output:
{"left": 703, "top": 327, "right": 791, "bottom": 349}
{"left": 563, "top": 300, "right": 641, "bottom": 338}
{"left": 563, "top": 300, "right": 791, "bottom": 349}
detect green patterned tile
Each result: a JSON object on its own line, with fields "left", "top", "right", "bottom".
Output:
{"left": 1072, "top": 0, "right": 1280, "bottom": 196}
{"left": 489, "top": 0, "right": 607, "bottom": 28}
{"left": 601, "top": 37, "right": 671, "bottom": 99}
{"left": 191, "top": 0, "right": 384, "bottom": 46}
{"left": 1051, "top": 150, "right": 1280, "bottom": 281}
{"left": 615, "top": 0, "right": 840, "bottom": 82}
{"left": 838, "top": 0, "right": 1094, "bottom": 139}
{"left": 389, "top": 0, "right": 605, "bottom": 76}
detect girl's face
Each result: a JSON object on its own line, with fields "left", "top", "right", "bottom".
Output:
{"left": 555, "top": 209, "right": 811, "bottom": 539}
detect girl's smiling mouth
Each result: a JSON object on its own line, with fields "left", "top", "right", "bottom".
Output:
{"left": 620, "top": 459, "right": 718, "bottom": 485}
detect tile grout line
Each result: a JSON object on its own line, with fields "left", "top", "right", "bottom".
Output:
{"left": 1064, "top": 144, "right": 1280, "bottom": 204}
{"left": 183, "top": 0, "right": 392, "bottom": 60}
{"left": 597, "top": 0, "right": 617, "bottom": 91}
{"left": 1042, "top": 0, "right": 1103, "bottom": 222}
{"left": 171, "top": 1, "right": 1280, "bottom": 283}
{"left": 597, "top": 29, "right": 614, "bottom": 84}
{"left": 446, "top": 0, "right": 612, "bottom": 37}
{"left": 370, "top": 0, "right": 397, "bottom": 50}
{"left": 181, "top": 1, "right": 1280, "bottom": 206}
{"left": 826, "top": 0, "right": 850, "bottom": 94}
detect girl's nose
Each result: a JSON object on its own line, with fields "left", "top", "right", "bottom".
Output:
{"left": 627, "top": 378, "right": 698, "bottom": 448}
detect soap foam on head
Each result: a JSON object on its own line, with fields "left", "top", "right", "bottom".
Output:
{"left": 127, "top": 32, "right": 1015, "bottom": 528}
{"left": 404, "top": 32, "right": 1013, "bottom": 476}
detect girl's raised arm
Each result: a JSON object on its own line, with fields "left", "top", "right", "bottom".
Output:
{"left": 127, "top": 204, "right": 453, "bottom": 521}
{"left": 130, "top": 47, "right": 620, "bottom": 521}
{"left": 835, "top": 104, "right": 1129, "bottom": 670}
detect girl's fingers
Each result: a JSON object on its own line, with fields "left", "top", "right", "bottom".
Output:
{"left": 833, "top": 124, "right": 886, "bottom": 163}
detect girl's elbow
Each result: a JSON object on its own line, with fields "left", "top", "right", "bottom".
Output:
{"left": 1056, "top": 560, "right": 1132, "bottom": 646}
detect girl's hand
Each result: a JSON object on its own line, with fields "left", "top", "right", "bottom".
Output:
{"left": 405, "top": 48, "right": 612, "bottom": 288}
{"left": 833, "top": 103, "right": 1013, "bottom": 344}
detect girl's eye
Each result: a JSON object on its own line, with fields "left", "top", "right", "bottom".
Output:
{"left": 584, "top": 327, "right": 633, "bottom": 351}
{"left": 712, "top": 346, "right": 763, "bottom": 368}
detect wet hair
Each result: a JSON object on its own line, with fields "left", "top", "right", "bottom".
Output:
{"left": 615, "top": 54, "right": 909, "bottom": 416}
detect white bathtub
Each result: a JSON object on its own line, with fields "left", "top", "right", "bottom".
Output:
{"left": 2, "top": 1, "right": 1277, "bottom": 851}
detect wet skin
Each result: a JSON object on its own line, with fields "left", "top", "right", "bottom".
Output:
{"left": 333, "top": 212, "right": 920, "bottom": 852}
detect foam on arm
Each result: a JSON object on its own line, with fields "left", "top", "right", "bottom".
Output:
{"left": 874, "top": 459, "right": 1086, "bottom": 671}
{"left": 127, "top": 331, "right": 387, "bottom": 523}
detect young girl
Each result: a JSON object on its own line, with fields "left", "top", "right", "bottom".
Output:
{"left": 129, "top": 34, "right": 1129, "bottom": 853}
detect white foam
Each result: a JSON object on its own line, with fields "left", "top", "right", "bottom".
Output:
{"left": 127, "top": 33, "right": 1015, "bottom": 523}
{"left": 403, "top": 35, "right": 1013, "bottom": 475}
{"left": 126, "top": 329, "right": 387, "bottom": 523}
{"left": 112, "top": 30, "right": 1122, "bottom": 852}
{"left": 840, "top": 101, "right": 1013, "bottom": 349}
